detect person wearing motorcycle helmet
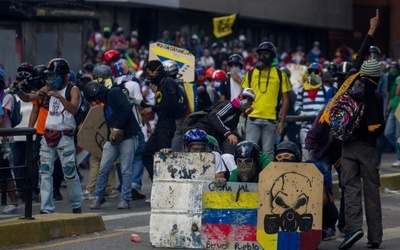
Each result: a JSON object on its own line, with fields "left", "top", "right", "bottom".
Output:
{"left": 241, "top": 41, "right": 291, "bottom": 159}
{"left": 336, "top": 61, "right": 353, "bottom": 88}
{"left": 220, "top": 54, "right": 244, "bottom": 101}
{"left": 182, "top": 128, "right": 208, "bottom": 152}
{"left": 195, "top": 67, "right": 213, "bottom": 111}
{"left": 211, "top": 69, "right": 227, "bottom": 95}
{"left": 295, "top": 62, "right": 333, "bottom": 157}
{"left": 142, "top": 60, "right": 178, "bottom": 182}
{"left": 274, "top": 140, "right": 338, "bottom": 241}
{"left": 92, "top": 64, "right": 113, "bottom": 88}
{"left": 230, "top": 141, "right": 270, "bottom": 183}
{"left": 82, "top": 81, "right": 141, "bottom": 210}
{"left": 14, "top": 58, "right": 83, "bottom": 214}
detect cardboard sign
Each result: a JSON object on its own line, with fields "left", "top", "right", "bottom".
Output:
{"left": 202, "top": 182, "right": 261, "bottom": 250}
{"left": 149, "top": 152, "right": 215, "bottom": 249}
{"left": 257, "top": 162, "right": 323, "bottom": 250}
{"left": 149, "top": 42, "right": 195, "bottom": 82}
{"left": 77, "top": 105, "right": 106, "bottom": 159}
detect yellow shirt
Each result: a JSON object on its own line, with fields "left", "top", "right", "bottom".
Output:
{"left": 241, "top": 67, "right": 292, "bottom": 120}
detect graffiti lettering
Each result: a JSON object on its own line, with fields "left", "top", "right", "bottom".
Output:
{"left": 208, "top": 182, "right": 232, "bottom": 191}
{"left": 234, "top": 242, "right": 260, "bottom": 250}
{"left": 156, "top": 42, "right": 191, "bottom": 55}
{"left": 206, "top": 241, "right": 228, "bottom": 249}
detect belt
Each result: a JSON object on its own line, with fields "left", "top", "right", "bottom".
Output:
{"left": 45, "top": 129, "right": 74, "bottom": 136}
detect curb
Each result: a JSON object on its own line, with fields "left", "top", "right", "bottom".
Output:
{"left": 0, "top": 213, "right": 105, "bottom": 248}
{"left": 332, "top": 173, "right": 400, "bottom": 199}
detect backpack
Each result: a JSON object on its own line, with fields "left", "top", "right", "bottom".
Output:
{"left": 65, "top": 83, "right": 90, "bottom": 127}
{"left": 6, "top": 94, "right": 23, "bottom": 128}
{"left": 329, "top": 93, "right": 365, "bottom": 142}
{"left": 181, "top": 110, "right": 209, "bottom": 133}
{"left": 173, "top": 81, "right": 189, "bottom": 119}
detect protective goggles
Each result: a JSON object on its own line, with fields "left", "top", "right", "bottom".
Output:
{"left": 307, "top": 68, "right": 321, "bottom": 76}
{"left": 275, "top": 153, "right": 295, "bottom": 161}
{"left": 237, "top": 158, "right": 254, "bottom": 168}
{"left": 46, "top": 72, "right": 61, "bottom": 81}
{"left": 16, "top": 71, "right": 31, "bottom": 80}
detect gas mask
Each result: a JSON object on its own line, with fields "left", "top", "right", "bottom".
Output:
{"left": 264, "top": 173, "right": 313, "bottom": 234}
{"left": 146, "top": 66, "right": 165, "bottom": 85}
{"left": 257, "top": 50, "right": 274, "bottom": 67}
{"left": 46, "top": 73, "right": 63, "bottom": 90}
{"left": 237, "top": 158, "right": 257, "bottom": 182}
{"left": 307, "top": 73, "right": 322, "bottom": 85}
{"left": 231, "top": 97, "right": 253, "bottom": 113}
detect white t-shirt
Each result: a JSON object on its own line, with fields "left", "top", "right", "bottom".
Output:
{"left": 116, "top": 76, "right": 143, "bottom": 127}
{"left": 214, "top": 152, "right": 237, "bottom": 174}
{"left": 45, "top": 86, "right": 77, "bottom": 131}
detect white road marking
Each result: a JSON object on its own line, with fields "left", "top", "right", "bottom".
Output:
{"left": 101, "top": 211, "right": 151, "bottom": 221}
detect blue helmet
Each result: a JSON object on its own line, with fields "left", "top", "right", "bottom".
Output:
{"left": 183, "top": 128, "right": 208, "bottom": 145}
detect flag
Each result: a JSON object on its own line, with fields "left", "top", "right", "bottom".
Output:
{"left": 213, "top": 13, "right": 237, "bottom": 38}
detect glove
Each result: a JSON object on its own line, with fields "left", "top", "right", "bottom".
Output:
{"left": 109, "top": 128, "right": 124, "bottom": 145}
{"left": 236, "top": 116, "right": 246, "bottom": 138}
{"left": 9, "top": 81, "right": 21, "bottom": 94}
{"left": 2, "top": 140, "right": 11, "bottom": 160}
{"left": 213, "top": 178, "right": 227, "bottom": 188}
{"left": 302, "top": 148, "right": 314, "bottom": 161}
{"left": 159, "top": 148, "right": 172, "bottom": 155}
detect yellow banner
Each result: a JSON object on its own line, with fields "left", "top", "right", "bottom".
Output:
{"left": 213, "top": 13, "right": 237, "bottom": 38}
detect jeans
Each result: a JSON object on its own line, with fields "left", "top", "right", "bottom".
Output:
{"left": 384, "top": 113, "right": 400, "bottom": 160}
{"left": 245, "top": 118, "right": 277, "bottom": 159}
{"left": 132, "top": 132, "right": 145, "bottom": 190}
{"left": 39, "top": 135, "right": 82, "bottom": 212}
{"left": 95, "top": 137, "right": 138, "bottom": 201}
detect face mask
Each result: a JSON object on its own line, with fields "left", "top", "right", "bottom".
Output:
{"left": 47, "top": 75, "right": 63, "bottom": 90}
{"left": 307, "top": 75, "right": 322, "bottom": 85}
{"left": 230, "top": 66, "right": 240, "bottom": 74}
{"left": 213, "top": 81, "right": 221, "bottom": 88}
{"left": 239, "top": 99, "right": 251, "bottom": 111}
{"left": 237, "top": 164, "right": 257, "bottom": 182}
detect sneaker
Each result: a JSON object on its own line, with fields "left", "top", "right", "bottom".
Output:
{"left": 367, "top": 242, "right": 381, "bottom": 249}
{"left": 90, "top": 197, "right": 106, "bottom": 209}
{"left": 39, "top": 210, "right": 52, "bottom": 214}
{"left": 82, "top": 190, "right": 95, "bottom": 200}
{"left": 2, "top": 204, "right": 19, "bottom": 214}
{"left": 72, "top": 207, "right": 82, "bottom": 214}
{"left": 392, "top": 160, "right": 400, "bottom": 168}
{"left": 339, "top": 229, "right": 364, "bottom": 249}
{"left": 117, "top": 200, "right": 130, "bottom": 209}
{"left": 322, "top": 228, "right": 336, "bottom": 241}
{"left": 105, "top": 190, "right": 118, "bottom": 199}
{"left": 131, "top": 187, "right": 146, "bottom": 200}
{"left": 145, "top": 198, "right": 151, "bottom": 205}
{"left": 338, "top": 228, "right": 346, "bottom": 237}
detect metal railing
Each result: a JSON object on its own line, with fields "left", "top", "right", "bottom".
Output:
{"left": 0, "top": 127, "right": 36, "bottom": 219}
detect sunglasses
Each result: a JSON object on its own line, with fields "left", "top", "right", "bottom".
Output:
{"left": 17, "top": 71, "right": 31, "bottom": 80}
{"left": 237, "top": 158, "right": 254, "bottom": 168}
{"left": 307, "top": 69, "right": 321, "bottom": 75}
{"left": 275, "top": 153, "right": 295, "bottom": 161}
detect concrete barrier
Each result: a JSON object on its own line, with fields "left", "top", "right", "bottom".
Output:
{"left": 0, "top": 213, "right": 105, "bottom": 248}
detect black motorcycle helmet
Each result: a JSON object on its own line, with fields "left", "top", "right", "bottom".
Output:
{"left": 256, "top": 42, "right": 277, "bottom": 58}
{"left": 45, "top": 58, "right": 70, "bottom": 75}
{"left": 83, "top": 81, "right": 101, "bottom": 102}
{"left": 27, "top": 64, "right": 47, "bottom": 91}
{"left": 327, "top": 62, "right": 338, "bottom": 77}
{"left": 228, "top": 54, "right": 244, "bottom": 67}
{"left": 93, "top": 64, "right": 112, "bottom": 80}
{"left": 234, "top": 141, "right": 260, "bottom": 163}
{"left": 275, "top": 141, "right": 301, "bottom": 162}
{"left": 16, "top": 62, "right": 34, "bottom": 81}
